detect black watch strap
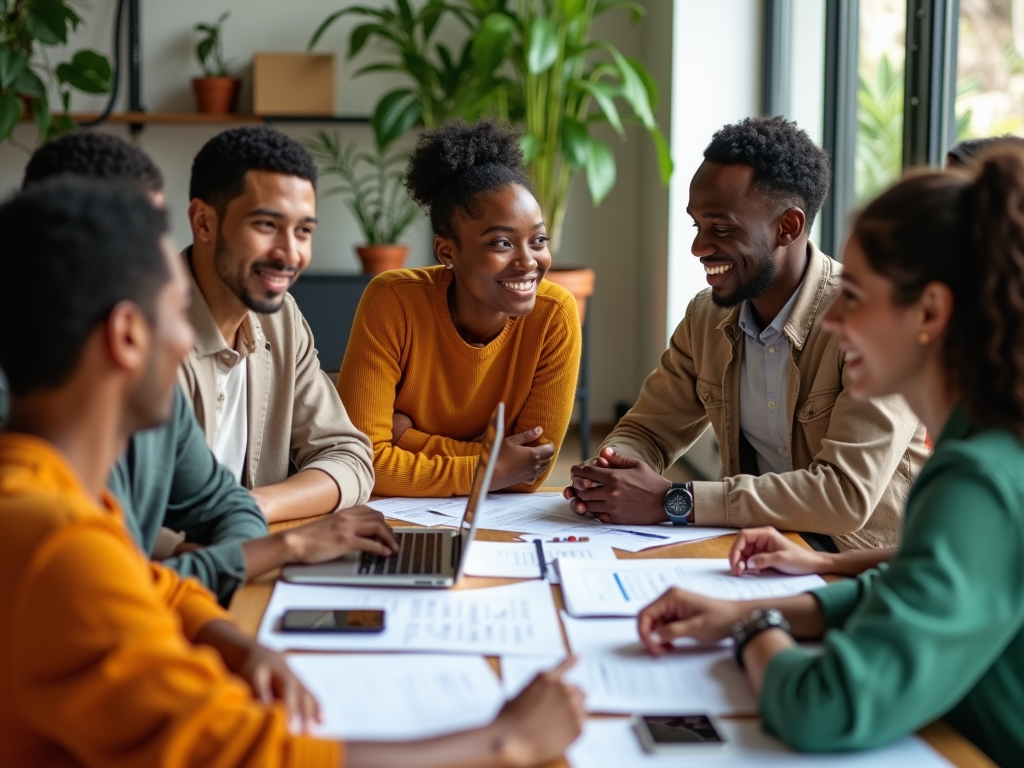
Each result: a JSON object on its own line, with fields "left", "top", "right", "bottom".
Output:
{"left": 731, "top": 608, "right": 791, "bottom": 669}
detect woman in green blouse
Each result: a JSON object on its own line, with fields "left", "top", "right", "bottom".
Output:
{"left": 636, "top": 148, "right": 1024, "bottom": 767}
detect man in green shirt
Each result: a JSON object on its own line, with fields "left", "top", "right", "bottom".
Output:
{"left": 14, "top": 133, "right": 396, "bottom": 605}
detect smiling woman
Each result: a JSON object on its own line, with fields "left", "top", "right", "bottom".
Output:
{"left": 336, "top": 119, "right": 583, "bottom": 497}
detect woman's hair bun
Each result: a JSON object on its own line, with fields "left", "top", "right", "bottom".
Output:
{"left": 405, "top": 118, "right": 526, "bottom": 208}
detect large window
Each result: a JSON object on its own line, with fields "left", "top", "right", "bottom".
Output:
{"left": 956, "top": 0, "right": 1024, "bottom": 140}
{"left": 856, "top": 0, "right": 908, "bottom": 201}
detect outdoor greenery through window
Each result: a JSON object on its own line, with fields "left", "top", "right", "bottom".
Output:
{"left": 957, "top": 0, "right": 1024, "bottom": 139}
{"left": 856, "top": 0, "right": 907, "bottom": 201}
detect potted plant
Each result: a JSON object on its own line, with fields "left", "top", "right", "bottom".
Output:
{"left": 305, "top": 130, "right": 421, "bottom": 275}
{"left": 0, "top": 0, "right": 112, "bottom": 147}
{"left": 192, "top": 11, "right": 239, "bottom": 114}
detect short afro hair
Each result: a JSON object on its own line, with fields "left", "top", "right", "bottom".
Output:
{"left": 23, "top": 131, "right": 164, "bottom": 193}
{"left": 947, "top": 135, "right": 1024, "bottom": 167}
{"left": 704, "top": 116, "right": 831, "bottom": 229}
{"left": 189, "top": 126, "right": 317, "bottom": 214}
{"left": 0, "top": 176, "right": 169, "bottom": 396}
{"left": 405, "top": 118, "right": 532, "bottom": 240}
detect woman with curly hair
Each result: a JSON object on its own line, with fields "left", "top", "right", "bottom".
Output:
{"left": 337, "top": 119, "right": 582, "bottom": 497}
{"left": 635, "top": 147, "right": 1024, "bottom": 767}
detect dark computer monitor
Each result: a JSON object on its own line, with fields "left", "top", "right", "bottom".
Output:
{"left": 287, "top": 273, "right": 373, "bottom": 374}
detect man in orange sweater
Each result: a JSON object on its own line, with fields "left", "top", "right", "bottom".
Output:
{"left": 0, "top": 177, "right": 583, "bottom": 767}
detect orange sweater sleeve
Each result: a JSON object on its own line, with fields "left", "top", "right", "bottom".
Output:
{"left": 507, "top": 293, "right": 582, "bottom": 491}
{"left": 338, "top": 279, "right": 479, "bottom": 496}
{"left": 10, "top": 521, "right": 340, "bottom": 768}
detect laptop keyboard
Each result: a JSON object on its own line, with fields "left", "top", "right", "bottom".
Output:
{"left": 359, "top": 531, "right": 445, "bottom": 575}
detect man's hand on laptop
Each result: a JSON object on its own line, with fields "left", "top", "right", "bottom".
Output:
{"left": 280, "top": 506, "right": 399, "bottom": 564}
{"left": 563, "top": 447, "right": 672, "bottom": 525}
{"left": 491, "top": 426, "right": 555, "bottom": 489}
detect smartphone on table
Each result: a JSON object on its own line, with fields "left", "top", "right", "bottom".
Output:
{"left": 632, "top": 714, "right": 729, "bottom": 754}
{"left": 280, "top": 609, "right": 386, "bottom": 633}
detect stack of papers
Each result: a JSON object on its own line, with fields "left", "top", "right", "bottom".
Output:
{"left": 462, "top": 540, "right": 618, "bottom": 580}
{"left": 257, "top": 580, "right": 564, "bottom": 656}
{"left": 558, "top": 558, "right": 826, "bottom": 617}
{"left": 287, "top": 654, "right": 504, "bottom": 740}
{"left": 502, "top": 613, "right": 755, "bottom": 715}
{"left": 366, "top": 497, "right": 464, "bottom": 527}
{"left": 567, "top": 719, "right": 954, "bottom": 768}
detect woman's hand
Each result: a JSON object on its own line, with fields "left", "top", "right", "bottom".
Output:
{"left": 490, "top": 427, "right": 555, "bottom": 490}
{"left": 637, "top": 588, "right": 749, "bottom": 655}
{"left": 729, "top": 527, "right": 831, "bottom": 576}
{"left": 392, "top": 412, "right": 414, "bottom": 443}
{"left": 492, "top": 657, "right": 585, "bottom": 767}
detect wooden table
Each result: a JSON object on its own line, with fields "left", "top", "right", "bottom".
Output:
{"left": 229, "top": 509, "right": 994, "bottom": 768}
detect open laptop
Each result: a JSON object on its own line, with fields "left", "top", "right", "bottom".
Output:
{"left": 281, "top": 402, "right": 504, "bottom": 588}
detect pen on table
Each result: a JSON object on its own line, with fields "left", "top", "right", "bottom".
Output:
{"left": 619, "top": 529, "right": 670, "bottom": 540}
{"left": 532, "top": 538, "right": 548, "bottom": 580}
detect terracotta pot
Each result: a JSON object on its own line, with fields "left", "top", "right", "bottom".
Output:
{"left": 192, "top": 77, "right": 241, "bottom": 114}
{"left": 356, "top": 244, "right": 408, "bottom": 275}
{"left": 545, "top": 265, "right": 596, "bottom": 325}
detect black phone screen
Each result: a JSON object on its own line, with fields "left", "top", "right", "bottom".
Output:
{"left": 281, "top": 609, "right": 385, "bottom": 633}
{"left": 641, "top": 715, "right": 726, "bottom": 744}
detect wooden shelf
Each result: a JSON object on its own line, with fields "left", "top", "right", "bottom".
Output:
{"left": 63, "top": 112, "right": 371, "bottom": 126}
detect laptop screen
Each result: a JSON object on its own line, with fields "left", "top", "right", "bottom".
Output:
{"left": 459, "top": 402, "right": 504, "bottom": 535}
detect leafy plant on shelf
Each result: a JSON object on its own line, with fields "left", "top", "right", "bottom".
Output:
{"left": 0, "top": 0, "right": 112, "bottom": 146}
{"left": 305, "top": 130, "right": 421, "bottom": 245}
{"left": 195, "top": 11, "right": 231, "bottom": 77}
{"left": 309, "top": 0, "right": 513, "bottom": 150}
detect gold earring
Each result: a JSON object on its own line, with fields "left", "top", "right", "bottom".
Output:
{"left": 918, "top": 332, "right": 930, "bottom": 345}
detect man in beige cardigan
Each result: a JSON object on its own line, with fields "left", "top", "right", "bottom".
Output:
{"left": 178, "top": 126, "right": 377, "bottom": 523}
{"left": 565, "top": 117, "right": 929, "bottom": 551}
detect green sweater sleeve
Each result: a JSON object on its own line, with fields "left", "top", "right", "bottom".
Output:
{"left": 160, "top": 391, "right": 268, "bottom": 605}
{"left": 760, "top": 445, "right": 1024, "bottom": 752}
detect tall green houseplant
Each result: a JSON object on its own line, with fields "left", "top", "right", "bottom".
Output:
{"left": 0, "top": 0, "right": 112, "bottom": 146}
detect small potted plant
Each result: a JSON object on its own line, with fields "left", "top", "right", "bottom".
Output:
{"left": 306, "top": 130, "right": 421, "bottom": 274}
{"left": 192, "top": 11, "right": 239, "bottom": 114}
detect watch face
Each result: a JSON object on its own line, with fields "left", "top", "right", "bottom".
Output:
{"left": 665, "top": 488, "right": 693, "bottom": 517}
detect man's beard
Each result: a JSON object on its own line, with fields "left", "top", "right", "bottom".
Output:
{"left": 213, "top": 231, "right": 295, "bottom": 314}
{"left": 711, "top": 245, "right": 778, "bottom": 308}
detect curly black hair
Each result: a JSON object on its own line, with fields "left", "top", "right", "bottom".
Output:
{"left": 704, "top": 116, "right": 831, "bottom": 229}
{"left": 23, "top": 131, "right": 164, "bottom": 192}
{"left": 405, "top": 118, "right": 532, "bottom": 240}
{"left": 947, "top": 135, "right": 1024, "bottom": 167}
{"left": 189, "top": 126, "right": 317, "bottom": 214}
{"left": 0, "top": 176, "right": 169, "bottom": 396}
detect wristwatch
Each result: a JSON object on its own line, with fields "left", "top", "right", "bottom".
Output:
{"left": 663, "top": 482, "right": 694, "bottom": 525}
{"left": 731, "top": 608, "right": 792, "bottom": 669}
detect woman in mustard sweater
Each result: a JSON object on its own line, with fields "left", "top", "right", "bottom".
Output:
{"left": 338, "top": 120, "right": 582, "bottom": 497}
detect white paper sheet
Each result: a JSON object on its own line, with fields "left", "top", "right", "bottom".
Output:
{"left": 567, "top": 719, "right": 954, "bottom": 768}
{"left": 463, "top": 540, "right": 618, "bottom": 580}
{"left": 287, "top": 654, "right": 504, "bottom": 740}
{"left": 477, "top": 492, "right": 735, "bottom": 549}
{"left": 258, "top": 580, "right": 564, "bottom": 656}
{"left": 367, "top": 497, "right": 464, "bottom": 527}
{"left": 559, "top": 559, "right": 826, "bottom": 617}
{"left": 502, "top": 613, "right": 754, "bottom": 715}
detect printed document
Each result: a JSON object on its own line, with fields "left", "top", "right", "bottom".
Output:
{"left": 287, "top": 654, "right": 503, "bottom": 740}
{"left": 257, "top": 579, "right": 564, "bottom": 656}
{"left": 567, "top": 719, "right": 954, "bottom": 768}
{"left": 366, "top": 497, "right": 464, "bottom": 526}
{"left": 463, "top": 540, "right": 617, "bottom": 579}
{"left": 559, "top": 558, "right": 826, "bottom": 617}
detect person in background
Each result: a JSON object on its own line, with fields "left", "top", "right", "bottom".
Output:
{"left": 338, "top": 119, "right": 582, "bottom": 497}
{"left": 181, "top": 126, "right": 376, "bottom": 522}
{"left": 637, "top": 148, "right": 1024, "bottom": 768}
{"left": 0, "top": 175, "right": 585, "bottom": 768}
{"left": 15, "top": 131, "right": 396, "bottom": 606}
{"left": 564, "top": 116, "right": 928, "bottom": 552}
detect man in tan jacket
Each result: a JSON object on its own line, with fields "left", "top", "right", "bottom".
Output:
{"left": 565, "top": 117, "right": 929, "bottom": 551}
{"left": 179, "top": 126, "right": 376, "bottom": 523}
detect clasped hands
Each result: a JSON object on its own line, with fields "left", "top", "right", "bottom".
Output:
{"left": 562, "top": 447, "right": 672, "bottom": 525}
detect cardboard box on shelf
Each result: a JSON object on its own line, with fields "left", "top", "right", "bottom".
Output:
{"left": 253, "top": 53, "right": 334, "bottom": 116}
